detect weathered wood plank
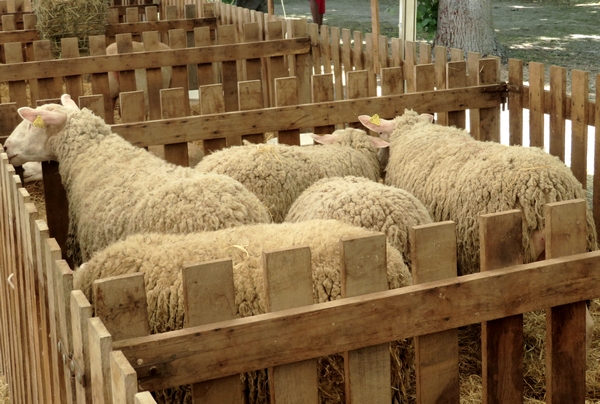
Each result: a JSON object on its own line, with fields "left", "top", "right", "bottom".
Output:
{"left": 549, "top": 65, "right": 566, "bottom": 162}
{"left": 508, "top": 58, "right": 523, "bottom": 146}
{"left": 480, "top": 210, "right": 524, "bottom": 404}
{"left": 570, "top": 70, "right": 589, "bottom": 188}
{"left": 411, "top": 222, "right": 459, "bottom": 404}
{"left": 529, "top": 61, "right": 545, "bottom": 148}
{"left": 545, "top": 200, "right": 588, "bottom": 404}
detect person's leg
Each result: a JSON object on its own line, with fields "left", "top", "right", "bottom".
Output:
{"left": 309, "top": 0, "right": 322, "bottom": 25}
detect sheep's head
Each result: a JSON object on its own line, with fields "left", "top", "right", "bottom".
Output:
{"left": 358, "top": 110, "right": 434, "bottom": 140}
{"left": 311, "top": 128, "right": 389, "bottom": 150}
{"left": 3, "top": 94, "right": 79, "bottom": 166}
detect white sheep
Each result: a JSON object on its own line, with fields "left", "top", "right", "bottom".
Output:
{"left": 22, "top": 161, "right": 43, "bottom": 182}
{"left": 74, "top": 219, "right": 413, "bottom": 404}
{"left": 3, "top": 94, "right": 271, "bottom": 266}
{"left": 195, "top": 127, "right": 389, "bottom": 222}
{"left": 285, "top": 175, "right": 432, "bottom": 269}
{"left": 359, "top": 109, "right": 598, "bottom": 275}
{"left": 106, "top": 41, "right": 172, "bottom": 114}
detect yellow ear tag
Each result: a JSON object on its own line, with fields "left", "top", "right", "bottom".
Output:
{"left": 32, "top": 115, "right": 46, "bottom": 129}
{"left": 369, "top": 113, "right": 380, "bottom": 126}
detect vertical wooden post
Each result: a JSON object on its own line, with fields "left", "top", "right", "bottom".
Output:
{"left": 545, "top": 200, "right": 588, "bottom": 404}
{"left": 411, "top": 221, "right": 459, "bottom": 404}
{"left": 480, "top": 210, "right": 524, "bottom": 404}
{"left": 508, "top": 58, "right": 523, "bottom": 146}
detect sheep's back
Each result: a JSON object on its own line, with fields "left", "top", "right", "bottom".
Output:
{"left": 196, "top": 144, "right": 380, "bottom": 222}
{"left": 386, "top": 127, "right": 597, "bottom": 274}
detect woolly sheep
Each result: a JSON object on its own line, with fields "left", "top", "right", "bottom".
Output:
{"left": 359, "top": 109, "right": 598, "bottom": 275}
{"left": 106, "top": 41, "right": 172, "bottom": 114}
{"left": 195, "top": 127, "right": 389, "bottom": 222}
{"left": 22, "top": 161, "right": 42, "bottom": 182}
{"left": 3, "top": 94, "right": 271, "bottom": 266}
{"left": 285, "top": 175, "right": 432, "bottom": 269}
{"left": 74, "top": 219, "right": 413, "bottom": 404}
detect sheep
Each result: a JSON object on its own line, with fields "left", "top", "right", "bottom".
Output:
{"left": 106, "top": 41, "right": 173, "bottom": 115}
{"left": 285, "top": 175, "right": 433, "bottom": 269}
{"left": 195, "top": 127, "right": 389, "bottom": 222}
{"left": 74, "top": 219, "right": 413, "bottom": 404}
{"left": 3, "top": 94, "right": 271, "bottom": 266}
{"left": 358, "top": 109, "right": 598, "bottom": 275}
{"left": 22, "top": 161, "right": 42, "bottom": 182}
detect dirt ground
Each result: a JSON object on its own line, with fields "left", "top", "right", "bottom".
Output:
{"left": 273, "top": 0, "right": 600, "bottom": 97}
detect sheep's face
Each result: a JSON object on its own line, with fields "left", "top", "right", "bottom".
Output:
{"left": 4, "top": 94, "right": 78, "bottom": 166}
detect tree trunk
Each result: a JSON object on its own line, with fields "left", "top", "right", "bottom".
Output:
{"left": 434, "top": 0, "right": 506, "bottom": 59}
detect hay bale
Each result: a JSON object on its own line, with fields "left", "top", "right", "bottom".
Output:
{"left": 33, "top": 0, "right": 107, "bottom": 56}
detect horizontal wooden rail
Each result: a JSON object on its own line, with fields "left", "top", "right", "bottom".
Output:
{"left": 0, "top": 29, "right": 37, "bottom": 44}
{"left": 111, "top": 84, "right": 507, "bottom": 147}
{"left": 0, "top": 37, "right": 310, "bottom": 80}
{"left": 105, "top": 17, "right": 217, "bottom": 36}
{"left": 114, "top": 249, "right": 600, "bottom": 391}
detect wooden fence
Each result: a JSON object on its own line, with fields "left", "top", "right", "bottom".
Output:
{"left": 1, "top": 2, "right": 600, "bottom": 403}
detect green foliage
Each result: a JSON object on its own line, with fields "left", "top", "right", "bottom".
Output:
{"left": 417, "top": 0, "right": 438, "bottom": 35}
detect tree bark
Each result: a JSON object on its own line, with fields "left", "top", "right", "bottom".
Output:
{"left": 434, "top": 0, "right": 506, "bottom": 59}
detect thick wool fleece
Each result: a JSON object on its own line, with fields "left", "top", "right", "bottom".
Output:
{"left": 285, "top": 176, "right": 432, "bottom": 269}
{"left": 195, "top": 128, "right": 381, "bottom": 222}
{"left": 386, "top": 110, "right": 598, "bottom": 275}
{"left": 48, "top": 107, "right": 271, "bottom": 266}
{"left": 74, "top": 219, "right": 413, "bottom": 404}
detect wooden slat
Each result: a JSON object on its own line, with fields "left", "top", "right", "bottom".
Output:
{"left": 528, "top": 61, "right": 545, "bottom": 148}
{"left": 93, "top": 273, "right": 150, "bottom": 341}
{"left": 161, "top": 87, "right": 190, "bottom": 166}
{"left": 446, "top": 61, "right": 467, "bottom": 129}
{"left": 311, "top": 73, "right": 335, "bottom": 134}
{"left": 508, "top": 58, "right": 524, "bottom": 146}
{"left": 237, "top": 80, "right": 265, "bottom": 144}
{"left": 78, "top": 94, "right": 105, "bottom": 120}
{"left": 411, "top": 222, "right": 459, "bottom": 404}
{"left": 345, "top": 70, "right": 369, "bottom": 128}
{"left": 111, "top": 350, "right": 138, "bottom": 404}
{"left": 182, "top": 259, "right": 242, "bottom": 403}
{"left": 380, "top": 67, "right": 404, "bottom": 97}
{"left": 275, "top": 76, "right": 301, "bottom": 145}
{"left": 435, "top": 45, "right": 448, "bottom": 126}
{"left": 594, "top": 74, "right": 600, "bottom": 239}
{"left": 467, "top": 52, "right": 481, "bottom": 139}
{"left": 71, "top": 290, "right": 93, "bottom": 404}
{"left": 480, "top": 210, "right": 523, "bottom": 404}
{"left": 331, "top": 27, "right": 343, "bottom": 102}
{"left": 89, "top": 318, "right": 114, "bottom": 404}
{"left": 478, "top": 58, "right": 501, "bottom": 143}
{"left": 199, "top": 83, "right": 227, "bottom": 153}
{"left": 142, "top": 30, "right": 166, "bottom": 121}
{"left": 105, "top": 17, "right": 217, "bottom": 37}
{"left": 218, "top": 25, "right": 239, "bottom": 112}
{"left": 32, "top": 40, "right": 57, "bottom": 103}
{"left": 549, "top": 65, "right": 566, "bottom": 161}
{"left": 194, "top": 26, "right": 216, "bottom": 87}
{"left": 570, "top": 70, "right": 589, "bottom": 188}
{"left": 266, "top": 20, "right": 287, "bottom": 108}
{"left": 414, "top": 64, "right": 435, "bottom": 94}
{"left": 88, "top": 36, "right": 114, "bottom": 123}
{"left": 404, "top": 41, "right": 416, "bottom": 92}
{"left": 293, "top": 19, "right": 311, "bottom": 105}
{"left": 341, "top": 234, "right": 391, "bottom": 404}
{"left": 263, "top": 247, "right": 318, "bottom": 404}
{"left": 545, "top": 200, "right": 588, "bottom": 404}
{"left": 120, "top": 91, "right": 146, "bottom": 123}
{"left": 352, "top": 31, "right": 363, "bottom": 71}
{"left": 3, "top": 42, "right": 27, "bottom": 108}
{"left": 168, "top": 28, "right": 191, "bottom": 113}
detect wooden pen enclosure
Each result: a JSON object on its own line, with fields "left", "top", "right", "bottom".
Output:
{"left": 1, "top": 1, "right": 600, "bottom": 403}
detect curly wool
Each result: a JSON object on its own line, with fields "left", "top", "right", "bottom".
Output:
{"left": 48, "top": 107, "right": 271, "bottom": 266}
{"left": 285, "top": 176, "right": 432, "bottom": 269}
{"left": 195, "top": 128, "right": 381, "bottom": 222}
{"left": 386, "top": 109, "right": 598, "bottom": 275}
{"left": 74, "top": 219, "right": 413, "bottom": 403}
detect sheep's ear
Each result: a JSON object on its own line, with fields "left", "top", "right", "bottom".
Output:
{"left": 420, "top": 113, "right": 434, "bottom": 123}
{"left": 311, "top": 134, "right": 337, "bottom": 145}
{"left": 18, "top": 107, "right": 67, "bottom": 127}
{"left": 357, "top": 114, "right": 395, "bottom": 136}
{"left": 61, "top": 94, "right": 80, "bottom": 110}
{"left": 367, "top": 136, "right": 389, "bottom": 149}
